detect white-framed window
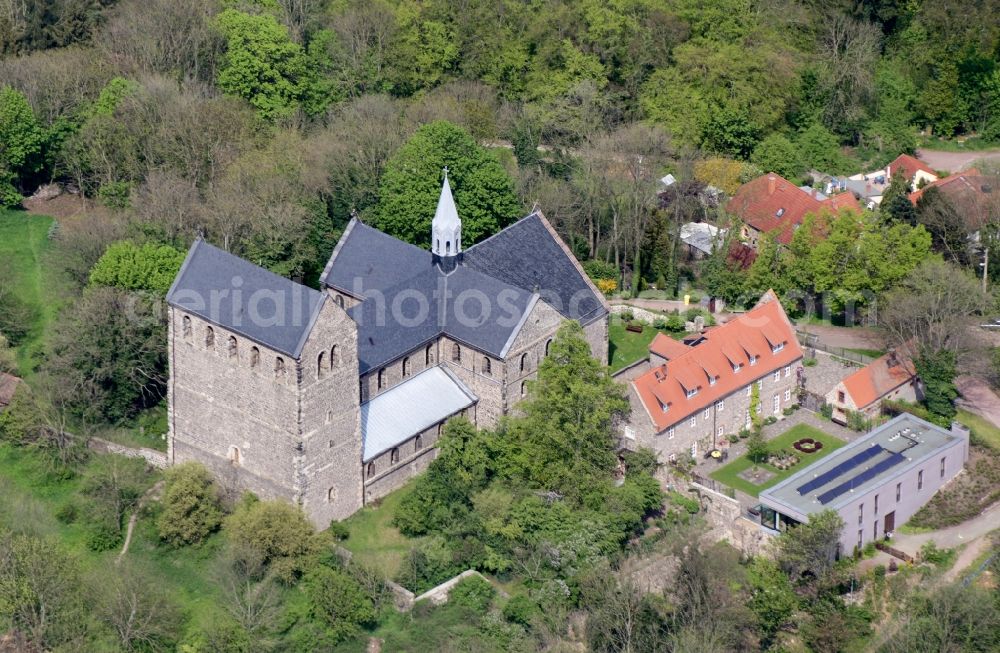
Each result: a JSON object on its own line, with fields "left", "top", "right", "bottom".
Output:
{"left": 686, "top": 388, "right": 698, "bottom": 398}
{"left": 745, "top": 411, "right": 751, "bottom": 429}
{"left": 703, "top": 408, "right": 710, "bottom": 420}
{"left": 772, "top": 343, "right": 784, "bottom": 353}
{"left": 755, "top": 402, "right": 762, "bottom": 414}
{"left": 746, "top": 385, "right": 752, "bottom": 397}
{"left": 668, "top": 452, "right": 677, "bottom": 462}
{"left": 784, "top": 365, "right": 791, "bottom": 377}
{"left": 691, "top": 442, "right": 698, "bottom": 458}
{"left": 773, "top": 370, "right": 780, "bottom": 382}
{"left": 773, "top": 395, "right": 780, "bottom": 413}
{"left": 784, "top": 389, "right": 791, "bottom": 402}
{"left": 749, "top": 355, "right": 758, "bottom": 366}
{"left": 717, "top": 426, "right": 723, "bottom": 437}
{"left": 689, "top": 416, "right": 696, "bottom": 428}
{"left": 668, "top": 427, "right": 675, "bottom": 439}
{"left": 716, "top": 400, "right": 724, "bottom": 411}
{"left": 733, "top": 363, "right": 742, "bottom": 373}
{"left": 757, "top": 379, "right": 763, "bottom": 389}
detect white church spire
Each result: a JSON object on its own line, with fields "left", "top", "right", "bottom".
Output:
{"left": 431, "top": 167, "right": 461, "bottom": 258}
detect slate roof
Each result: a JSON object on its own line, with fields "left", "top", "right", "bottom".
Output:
{"left": 167, "top": 240, "right": 325, "bottom": 358}
{"left": 463, "top": 212, "right": 607, "bottom": 323}
{"left": 361, "top": 366, "right": 477, "bottom": 461}
{"left": 322, "top": 212, "right": 607, "bottom": 373}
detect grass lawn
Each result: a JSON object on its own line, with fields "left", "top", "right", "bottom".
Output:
{"left": 956, "top": 409, "right": 1000, "bottom": 451}
{"left": 340, "top": 486, "right": 416, "bottom": 579}
{"left": 709, "top": 424, "right": 846, "bottom": 497}
{"left": 608, "top": 323, "right": 683, "bottom": 373}
{"left": 0, "top": 208, "right": 61, "bottom": 375}
{"left": 845, "top": 347, "right": 885, "bottom": 359}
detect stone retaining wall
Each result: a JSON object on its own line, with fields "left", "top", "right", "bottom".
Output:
{"left": 691, "top": 481, "right": 774, "bottom": 558}
{"left": 88, "top": 437, "right": 168, "bottom": 469}
{"left": 609, "top": 304, "right": 663, "bottom": 324}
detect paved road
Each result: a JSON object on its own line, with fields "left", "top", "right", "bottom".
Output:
{"left": 891, "top": 500, "right": 1000, "bottom": 559}
{"left": 917, "top": 148, "right": 1000, "bottom": 174}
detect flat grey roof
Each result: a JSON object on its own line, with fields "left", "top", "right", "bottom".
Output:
{"left": 360, "top": 366, "right": 476, "bottom": 461}
{"left": 760, "top": 414, "right": 962, "bottom": 516}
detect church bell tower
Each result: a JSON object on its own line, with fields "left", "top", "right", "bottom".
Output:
{"left": 431, "top": 168, "right": 462, "bottom": 272}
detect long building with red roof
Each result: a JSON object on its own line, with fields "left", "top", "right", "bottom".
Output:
{"left": 629, "top": 292, "right": 803, "bottom": 460}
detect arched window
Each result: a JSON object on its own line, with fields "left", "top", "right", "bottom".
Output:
{"left": 182, "top": 315, "right": 192, "bottom": 338}
{"left": 377, "top": 368, "right": 385, "bottom": 390}
{"left": 317, "top": 351, "right": 326, "bottom": 378}
{"left": 327, "top": 487, "right": 336, "bottom": 503}
{"left": 482, "top": 357, "right": 491, "bottom": 375}
{"left": 250, "top": 346, "right": 260, "bottom": 368}
{"left": 446, "top": 241, "right": 451, "bottom": 254}
{"left": 274, "top": 357, "right": 285, "bottom": 378}
{"left": 205, "top": 326, "right": 215, "bottom": 349}
{"left": 452, "top": 342, "right": 461, "bottom": 363}
{"left": 402, "top": 357, "right": 411, "bottom": 377}
{"left": 367, "top": 462, "right": 375, "bottom": 478}
{"left": 521, "top": 381, "right": 527, "bottom": 397}
{"left": 425, "top": 344, "right": 434, "bottom": 365}
{"left": 545, "top": 339, "right": 553, "bottom": 356}
{"left": 330, "top": 345, "right": 339, "bottom": 367}
{"left": 415, "top": 435, "right": 423, "bottom": 450}
{"left": 390, "top": 447, "right": 400, "bottom": 464}
{"left": 228, "top": 446, "right": 241, "bottom": 466}
{"left": 335, "top": 294, "right": 344, "bottom": 308}
{"left": 520, "top": 352, "right": 529, "bottom": 373}
{"left": 326, "top": 410, "right": 333, "bottom": 424}
{"left": 228, "top": 336, "right": 237, "bottom": 358}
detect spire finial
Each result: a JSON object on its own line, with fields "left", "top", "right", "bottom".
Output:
{"left": 443, "top": 165, "right": 449, "bottom": 180}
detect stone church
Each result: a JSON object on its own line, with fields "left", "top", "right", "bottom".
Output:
{"left": 166, "top": 175, "right": 609, "bottom": 526}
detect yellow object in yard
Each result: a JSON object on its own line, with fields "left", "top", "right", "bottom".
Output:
{"left": 684, "top": 294, "right": 690, "bottom": 306}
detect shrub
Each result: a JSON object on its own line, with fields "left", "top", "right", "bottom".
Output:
{"left": 97, "top": 181, "right": 131, "bottom": 209}
{"left": 764, "top": 416, "right": 778, "bottom": 426}
{"left": 820, "top": 403, "right": 834, "bottom": 419}
{"left": 157, "top": 462, "right": 224, "bottom": 547}
{"left": 223, "top": 495, "right": 320, "bottom": 583}
{"left": 395, "top": 535, "right": 463, "bottom": 593}
{"left": 449, "top": 575, "right": 495, "bottom": 614}
{"left": 582, "top": 259, "right": 618, "bottom": 282}
{"left": 619, "top": 309, "right": 634, "bottom": 322}
{"left": 295, "top": 566, "right": 375, "bottom": 646}
{"left": 55, "top": 501, "right": 78, "bottom": 524}
{"left": 596, "top": 278, "right": 617, "bottom": 295}
{"left": 803, "top": 358, "right": 818, "bottom": 367}
{"left": 328, "top": 520, "right": 350, "bottom": 541}
{"left": 502, "top": 595, "right": 538, "bottom": 626}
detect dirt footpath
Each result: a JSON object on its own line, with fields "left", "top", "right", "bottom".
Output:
{"left": 956, "top": 376, "right": 1000, "bottom": 428}
{"left": 917, "top": 148, "right": 1000, "bottom": 174}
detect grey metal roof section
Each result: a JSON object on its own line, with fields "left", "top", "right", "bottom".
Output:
{"left": 348, "top": 265, "right": 533, "bottom": 374}
{"left": 361, "top": 366, "right": 476, "bottom": 461}
{"left": 320, "top": 219, "right": 431, "bottom": 293}
{"left": 680, "top": 222, "right": 723, "bottom": 255}
{"left": 760, "top": 414, "right": 962, "bottom": 517}
{"left": 166, "top": 239, "right": 324, "bottom": 358}
{"left": 464, "top": 213, "right": 607, "bottom": 323}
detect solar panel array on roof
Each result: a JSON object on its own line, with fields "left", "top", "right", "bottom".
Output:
{"left": 796, "top": 444, "right": 884, "bottom": 495}
{"left": 817, "top": 452, "right": 906, "bottom": 505}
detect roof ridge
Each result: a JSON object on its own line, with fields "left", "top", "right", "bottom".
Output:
{"left": 463, "top": 209, "right": 540, "bottom": 253}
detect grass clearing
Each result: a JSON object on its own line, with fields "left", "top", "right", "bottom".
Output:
{"left": 845, "top": 348, "right": 885, "bottom": 359}
{"left": 340, "top": 486, "right": 416, "bottom": 579}
{"left": 0, "top": 208, "right": 62, "bottom": 375}
{"left": 608, "top": 323, "right": 684, "bottom": 373}
{"left": 709, "top": 424, "right": 846, "bottom": 497}
{"left": 956, "top": 409, "right": 1000, "bottom": 451}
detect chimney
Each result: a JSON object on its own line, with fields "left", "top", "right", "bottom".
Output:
{"left": 768, "top": 174, "right": 776, "bottom": 195}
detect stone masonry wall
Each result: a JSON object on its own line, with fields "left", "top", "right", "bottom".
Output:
{"left": 502, "top": 299, "right": 564, "bottom": 412}
{"left": 169, "top": 307, "right": 300, "bottom": 504}
{"left": 296, "top": 299, "right": 365, "bottom": 526}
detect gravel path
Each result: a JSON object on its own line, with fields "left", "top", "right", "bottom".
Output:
{"left": 917, "top": 148, "right": 1000, "bottom": 174}
{"left": 955, "top": 375, "right": 1000, "bottom": 428}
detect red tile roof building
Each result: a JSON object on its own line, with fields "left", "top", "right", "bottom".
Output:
{"left": 728, "top": 173, "right": 862, "bottom": 246}
{"left": 825, "top": 351, "right": 918, "bottom": 425}
{"left": 908, "top": 170, "right": 998, "bottom": 231}
{"left": 630, "top": 294, "right": 803, "bottom": 458}
{"left": 887, "top": 154, "right": 937, "bottom": 187}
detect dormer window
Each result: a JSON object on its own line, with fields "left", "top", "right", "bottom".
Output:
{"left": 749, "top": 355, "right": 758, "bottom": 366}
{"left": 685, "top": 388, "right": 698, "bottom": 399}
{"left": 657, "top": 399, "right": 669, "bottom": 413}
{"left": 771, "top": 343, "right": 784, "bottom": 354}
{"left": 732, "top": 362, "right": 742, "bottom": 373}
{"left": 775, "top": 208, "right": 785, "bottom": 217}
{"left": 709, "top": 376, "right": 717, "bottom": 386}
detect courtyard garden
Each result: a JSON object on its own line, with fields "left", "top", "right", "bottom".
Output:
{"left": 709, "top": 424, "right": 846, "bottom": 497}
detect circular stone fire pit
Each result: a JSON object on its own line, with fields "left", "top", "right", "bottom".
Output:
{"left": 792, "top": 438, "right": 823, "bottom": 454}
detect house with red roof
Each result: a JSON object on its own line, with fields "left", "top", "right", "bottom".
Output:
{"left": 728, "top": 173, "right": 862, "bottom": 248}
{"left": 908, "top": 169, "right": 999, "bottom": 233}
{"left": 887, "top": 154, "right": 938, "bottom": 190}
{"left": 825, "top": 350, "right": 919, "bottom": 425}
{"left": 629, "top": 292, "right": 803, "bottom": 461}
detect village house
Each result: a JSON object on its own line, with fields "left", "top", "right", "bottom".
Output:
{"left": 825, "top": 350, "right": 919, "bottom": 426}
{"left": 629, "top": 292, "right": 803, "bottom": 462}
{"left": 845, "top": 154, "right": 939, "bottom": 209}
{"left": 728, "top": 173, "right": 861, "bottom": 248}
{"left": 166, "top": 174, "right": 608, "bottom": 527}
{"left": 758, "top": 414, "right": 969, "bottom": 554}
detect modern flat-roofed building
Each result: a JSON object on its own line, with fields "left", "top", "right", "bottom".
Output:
{"left": 758, "top": 414, "right": 969, "bottom": 554}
